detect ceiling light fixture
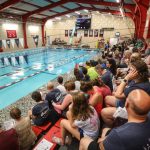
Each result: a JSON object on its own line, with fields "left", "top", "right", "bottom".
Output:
{"left": 75, "top": 11, "right": 80, "bottom": 14}
{"left": 66, "top": 14, "right": 71, "bottom": 18}
{"left": 55, "top": 17, "right": 61, "bottom": 20}
{"left": 84, "top": 9, "right": 88, "bottom": 13}
{"left": 116, "top": 0, "right": 120, "bottom": 3}
{"left": 119, "top": 8, "right": 124, "bottom": 17}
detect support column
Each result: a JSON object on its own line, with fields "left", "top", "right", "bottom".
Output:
{"left": 41, "top": 23, "right": 45, "bottom": 46}
{"left": 22, "top": 20, "right": 28, "bottom": 49}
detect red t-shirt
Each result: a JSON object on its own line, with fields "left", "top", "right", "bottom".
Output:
{"left": 0, "top": 128, "right": 19, "bottom": 150}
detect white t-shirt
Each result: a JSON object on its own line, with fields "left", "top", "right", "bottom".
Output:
{"left": 56, "top": 84, "right": 67, "bottom": 96}
{"left": 74, "top": 107, "right": 100, "bottom": 139}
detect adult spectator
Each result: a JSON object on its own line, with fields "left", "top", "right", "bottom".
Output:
{"left": 82, "top": 67, "right": 90, "bottom": 81}
{"left": 106, "top": 58, "right": 117, "bottom": 76}
{"left": 102, "top": 60, "right": 150, "bottom": 126}
{"left": 87, "top": 61, "right": 99, "bottom": 80}
{"left": 95, "top": 64, "right": 113, "bottom": 92}
{"left": 29, "top": 91, "right": 60, "bottom": 125}
{"left": 0, "top": 123, "right": 19, "bottom": 150}
{"left": 53, "top": 81, "right": 77, "bottom": 117}
{"left": 80, "top": 89, "right": 150, "bottom": 150}
{"left": 10, "top": 107, "right": 36, "bottom": 150}
{"left": 80, "top": 81, "right": 103, "bottom": 117}
{"left": 56, "top": 76, "right": 67, "bottom": 96}
{"left": 45, "top": 82, "right": 64, "bottom": 112}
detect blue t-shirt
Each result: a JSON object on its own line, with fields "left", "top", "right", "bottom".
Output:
{"left": 103, "top": 119, "right": 150, "bottom": 150}
{"left": 124, "top": 81, "right": 150, "bottom": 97}
{"left": 101, "top": 70, "right": 113, "bottom": 91}
{"left": 32, "top": 101, "right": 50, "bottom": 125}
{"left": 45, "top": 88, "right": 64, "bottom": 109}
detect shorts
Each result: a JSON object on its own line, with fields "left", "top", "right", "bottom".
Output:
{"left": 88, "top": 140, "right": 100, "bottom": 150}
{"left": 115, "top": 99, "right": 125, "bottom": 108}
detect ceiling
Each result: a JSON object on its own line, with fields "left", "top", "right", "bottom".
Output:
{"left": 0, "top": 0, "right": 138, "bottom": 23}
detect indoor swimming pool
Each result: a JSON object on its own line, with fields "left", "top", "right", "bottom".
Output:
{"left": 0, "top": 48, "right": 97, "bottom": 109}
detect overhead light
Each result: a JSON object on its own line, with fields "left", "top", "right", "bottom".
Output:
{"left": 2, "top": 23, "right": 18, "bottom": 30}
{"left": 75, "top": 11, "right": 80, "bottom": 14}
{"left": 66, "top": 14, "right": 71, "bottom": 18}
{"left": 28, "top": 25, "right": 39, "bottom": 32}
{"left": 120, "top": 8, "right": 124, "bottom": 17}
{"left": 55, "top": 17, "right": 61, "bottom": 20}
{"left": 116, "top": 0, "right": 120, "bottom": 2}
{"left": 84, "top": 9, "right": 88, "bottom": 13}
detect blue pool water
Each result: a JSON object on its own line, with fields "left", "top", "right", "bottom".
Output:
{"left": 0, "top": 48, "right": 97, "bottom": 109}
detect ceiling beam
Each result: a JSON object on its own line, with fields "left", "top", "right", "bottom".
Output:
{"left": 0, "top": 0, "right": 22, "bottom": 11}
{"left": 22, "top": 0, "right": 69, "bottom": 19}
{"left": 21, "top": 1, "right": 41, "bottom": 8}
{"left": 43, "top": 6, "right": 133, "bottom": 23}
{"left": 71, "top": 0, "right": 135, "bottom": 12}
{"left": 10, "top": 7, "right": 30, "bottom": 13}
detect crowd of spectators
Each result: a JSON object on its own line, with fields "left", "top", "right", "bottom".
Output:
{"left": 0, "top": 38, "right": 150, "bottom": 150}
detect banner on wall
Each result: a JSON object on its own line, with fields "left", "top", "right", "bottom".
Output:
{"left": 19, "top": 38, "right": 24, "bottom": 47}
{"left": 15, "top": 38, "right": 19, "bottom": 48}
{"left": 89, "top": 29, "right": 93, "bottom": 37}
{"left": 0, "top": 40, "right": 2, "bottom": 48}
{"left": 19, "top": 56, "right": 24, "bottom": 64}
{"left": 94, "top": 29, "right": 99, "bottom": 37}
{"left": 1, "top": 58, "right": 4, "bottom": 65}
{"left": 99, "top": 29, "right": 104, "bottom": 37}
{"left": 24, "top": 55, "right": 28, "bottom": 64}
{"left": 15, "top": 56, "right": 20, "bottom": 65}
{"left": 33, "top": 35, "right": 39, "bottom": 47}
{"left": 6, "top": 39, "right": 11, "bottom": 48}
{"left": 84, "top": 30, "right": 88, "bottom": 37}
{"left": 65, "top": 30, "right": 68, "bottom": 37}
{"left": 69, "top": 30, "right": 73, "bottom": 37}
{"left": 74, "top": 30, "right": 77, "bottom": 37}
{"left": 8, "top": 57, "right": 12, "bottom": 65}
{"left": 6, "top": 30, "right": 17, "bottom": 38}
{"left": 2, "top": 40, "right": 6, "bottom": 48}
{"left": 4, "top": 58, "right": 9, "bottom": 65}
{"left": 10, "top": 39, "right": 15, "bottom": 48}
{"left": 11, "top": 57, "right": 16, "bottom": 66}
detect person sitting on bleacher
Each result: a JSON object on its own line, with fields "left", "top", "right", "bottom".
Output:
{"left": 10, "top": 107, "right": 36, "bottom": 150}
{"left": 53, "top": 92, "right": 100, "bottom": 145}
{"left": 29, "top": 91, "right": 60, "bottom": 125}
{"left": 79, "top": 89, "right": 150, "bottom": 150}
{"left": 52, "top": 81, "right": 77, "bottom": 118}
{"left": 45, "top": 82, "right": 64, "bottom": 113}
{"left": 102, "top": 60, "right": 150, "bottom": 127}
{"left": 0, "top": 123, "right": 19, "bottom": 150}
{"left": 56, "top": 76, "right": 67, "bottom": 96}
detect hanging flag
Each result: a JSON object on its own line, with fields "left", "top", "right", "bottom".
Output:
{"left": 15, "top": 38, "right": 19, "bottom": 47}
{"left": 15, "top": 56, "right": 20, "bottom": 65}
{"left": 19, "top": 38, "right": 24, "bottom": 47}
{"left": 0, "top": 40, "right": 2, "bottom": 48}
{"left": 6, "top": 30, "right": 17, "bottom": 38}
{"left": 33, "top": 35, "right": 39, "bottom": 47}
{"left": 1, "top": 58, "right": 4, "bottom": 65}
{"left": 19, "top": 56, "right": 24, "bottom": 64}
{"left": 8, "top": 57, "right": 12, "bottom": 65}
{"left": 6, "top": 39, "right": 11, "bottom": 48}
{"left": 24, "top": 55, "right": 28, "bottom": 64}
{"left": 10, "top": 39, "right": 15, "bottom": 48}
{"left": 11, "top": 57, "right": 16, "bottom": 66}
{"left": 2, "top": 40, "right": 6, "bottom": 48}
{"left": 4, "top": 58, "right": 9, "bottom": 65}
